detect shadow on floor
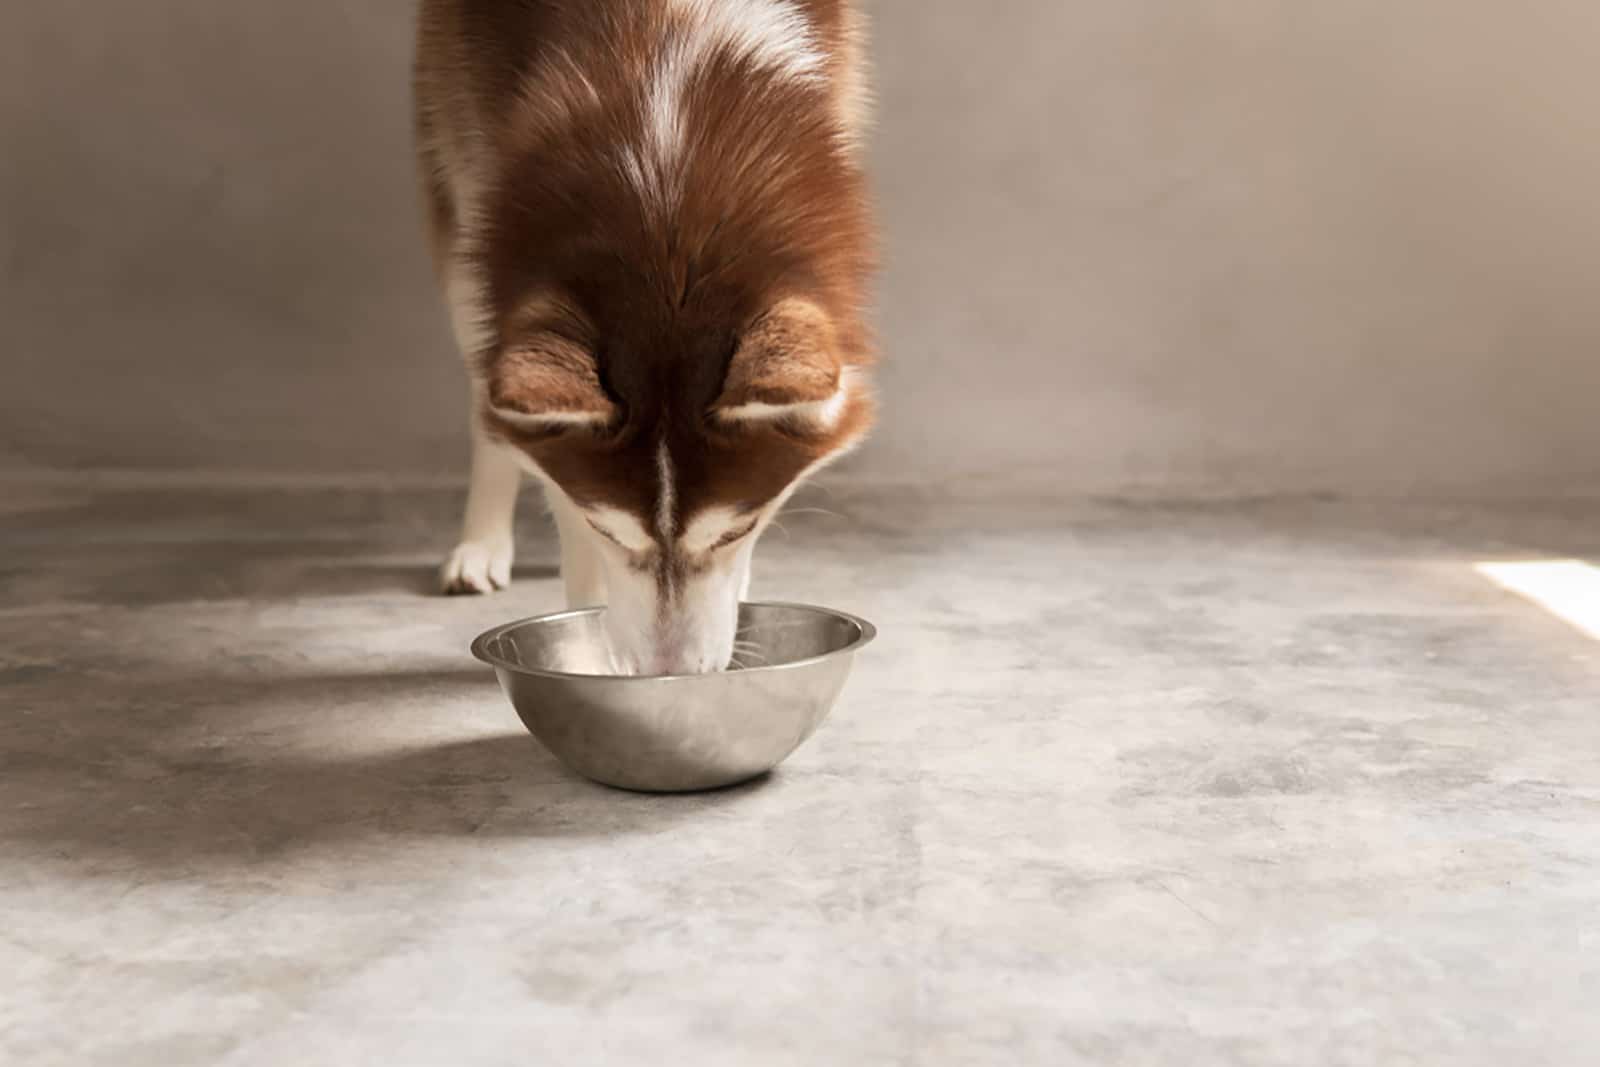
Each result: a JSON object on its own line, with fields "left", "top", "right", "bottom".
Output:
{"left": 299, "top": 557, "right": 562, "bottom": 599}
{"left": 0, "top": 540, "right": 561, "bottom": 607}
{"left": 2, "top": 664, "right": 765, "bottom": 876}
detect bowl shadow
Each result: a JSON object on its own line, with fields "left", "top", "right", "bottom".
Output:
{"left": 1, "top": 665, "right": 774, "bottom": 879}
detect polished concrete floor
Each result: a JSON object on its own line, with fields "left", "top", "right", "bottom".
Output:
{"left": 3, "top": 479, "right": 1598, "bottom": 1065}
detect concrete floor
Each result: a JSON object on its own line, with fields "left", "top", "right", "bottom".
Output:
{"left": 3, "top": 480, "right": 1598, "bottom": 1065}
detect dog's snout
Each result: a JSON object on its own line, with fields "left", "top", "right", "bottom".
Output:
{"left": 607, "top": 623, "right": 728, "bottom": 676}
{"left": 597, "top": 553, "right": 749, "bottom": 676}
{"left": 646, "top": 629, "right": 728, "bottom": 676}
{"left": 646, "top": 634, "right": 689, "bottom": 676}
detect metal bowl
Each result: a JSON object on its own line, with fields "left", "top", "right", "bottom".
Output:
{"left": 471, "top": 602, "right": 877, "bottom": 793}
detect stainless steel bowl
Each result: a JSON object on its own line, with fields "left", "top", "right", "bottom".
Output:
{"left": 471, "top": 602, "right": 877, "bottom": 793}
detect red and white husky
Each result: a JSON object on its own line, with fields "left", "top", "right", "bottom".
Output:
{"left": 415, "top": 1, "right": 876, "bottom": 674}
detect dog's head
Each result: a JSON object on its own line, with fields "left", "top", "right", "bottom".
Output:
{"left": 469, "top": 37, "right": 875, "bottom": 673}
{"left": 479, "top": 287, "right": 873, "bottom": 675}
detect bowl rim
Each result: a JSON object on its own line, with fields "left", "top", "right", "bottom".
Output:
{"left": 470, "top": 600, "right": 878, "bottom": 683}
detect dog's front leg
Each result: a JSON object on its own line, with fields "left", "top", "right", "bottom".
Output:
{"left": 439, "top": 432, "right": 521, "bottom": 595}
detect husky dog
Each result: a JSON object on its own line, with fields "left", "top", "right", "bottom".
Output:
{"left": 415, "top": 1, "right": 875, "bottom": 674}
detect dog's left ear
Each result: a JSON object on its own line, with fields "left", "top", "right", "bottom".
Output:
{"left": 713, "top": 298, "right": 851, "bottom": 426}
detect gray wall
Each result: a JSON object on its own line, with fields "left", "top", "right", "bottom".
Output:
{"left": 5, "top": 2, "right": 1600, "bottom": 494}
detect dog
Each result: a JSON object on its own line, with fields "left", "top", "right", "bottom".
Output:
{"left": 414, "top": 1, "right": 876, "bottom": 674}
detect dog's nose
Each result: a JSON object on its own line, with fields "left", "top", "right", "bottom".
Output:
{"left": 646, "top": 635, "right": 730, "bottom": 676}
{"left": 645, "top": 636, "right": 689, "bottom": 675}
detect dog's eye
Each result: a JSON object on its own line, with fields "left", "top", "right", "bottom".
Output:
{"left": 585, "top": 520, "right": 625, "bottom": 547}
{"left": 583, "top": 513, "right": 655, "bottom": 555}
{"left": 710, "top": 520, "right": 759, "bottom": 550}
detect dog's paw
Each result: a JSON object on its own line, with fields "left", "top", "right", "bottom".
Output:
{"left": 440, "top": 540, "right": 513, "bottom": 596}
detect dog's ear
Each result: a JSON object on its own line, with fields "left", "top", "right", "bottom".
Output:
{"left": 713, "top": 298, "right": 851, "bottom": 426}
{"left": 484, "top": 298, "right": 617, "bottom": 432}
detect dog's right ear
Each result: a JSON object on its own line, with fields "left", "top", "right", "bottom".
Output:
{"left": 712, "top": 298, "right": 854, "bottom": 430}
{"left": 483, "top": 298, "right": 617, "bottom": 432}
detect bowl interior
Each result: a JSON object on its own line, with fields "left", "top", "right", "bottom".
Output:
{"left": 476, "top": 602, "right": 873, "bottom": 679}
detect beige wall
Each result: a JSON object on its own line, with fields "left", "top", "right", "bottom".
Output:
{"left": 4, "top": 2, "right": 1599, "bottom": 493}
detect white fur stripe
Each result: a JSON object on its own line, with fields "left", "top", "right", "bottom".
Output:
{"left": 644, "top": 40, "right": 692, "bottom": 171}
{"left": 656, "top": 440, "right": 677, "bottom": 539}
{"left": 490, "top": 407, "right": 611, "bottom": 430}
{"left": 632, "top": 0, "right": 825, "bottom": 208}
{"left": 717, "top": 367, "right": 856, "bottom": 428}
{"left": 669, "top": 0, "right": 826, "bottom": 84}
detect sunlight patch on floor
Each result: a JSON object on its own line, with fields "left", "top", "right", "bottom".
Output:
{"left": 1474, "top": 559, "right": 1600, "bottom": 642}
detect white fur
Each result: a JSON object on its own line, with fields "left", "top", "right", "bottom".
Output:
{"left": 439, "top": 431, "right": 521, "bottom": 594}
{"left": 670, "top": 0, "right": 826, "bottom": 85}
{"left": 680, "top": 505, "right": 748, "bottom": 555}
{"left": 598, "top": 532, "right": 754, "bottom": 676}
{"left": 644, "top": 39, "right": 692, "bottom": 168}
{"left": 717, "top": 366, "right": 857, "bottom": 429}
{"left": 631, "top": 0, "right": 825, "bottom": 208}
{"left": 621, "top": 139, "right": 671, "bottom": 217}
{"left": 587, "top": 506, "right": 656, "bottom": 555}
{"left": 655, "top": 441, "right": 677, "bottom": 539}
{"left": 542, "top": 485, "right": 605, "bottom": 609}
{"left": 437, "top": 203, "right": 526, "bottom": 596}
{"left": 489, "top": 406, "right": 612, "bottom": 431}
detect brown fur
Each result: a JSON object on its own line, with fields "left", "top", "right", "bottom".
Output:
{"left": 717, "top": 298, "right": 842, "bottom": 409}
{"left": 415, "top": 0, "right": 876, "bottom": 535}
